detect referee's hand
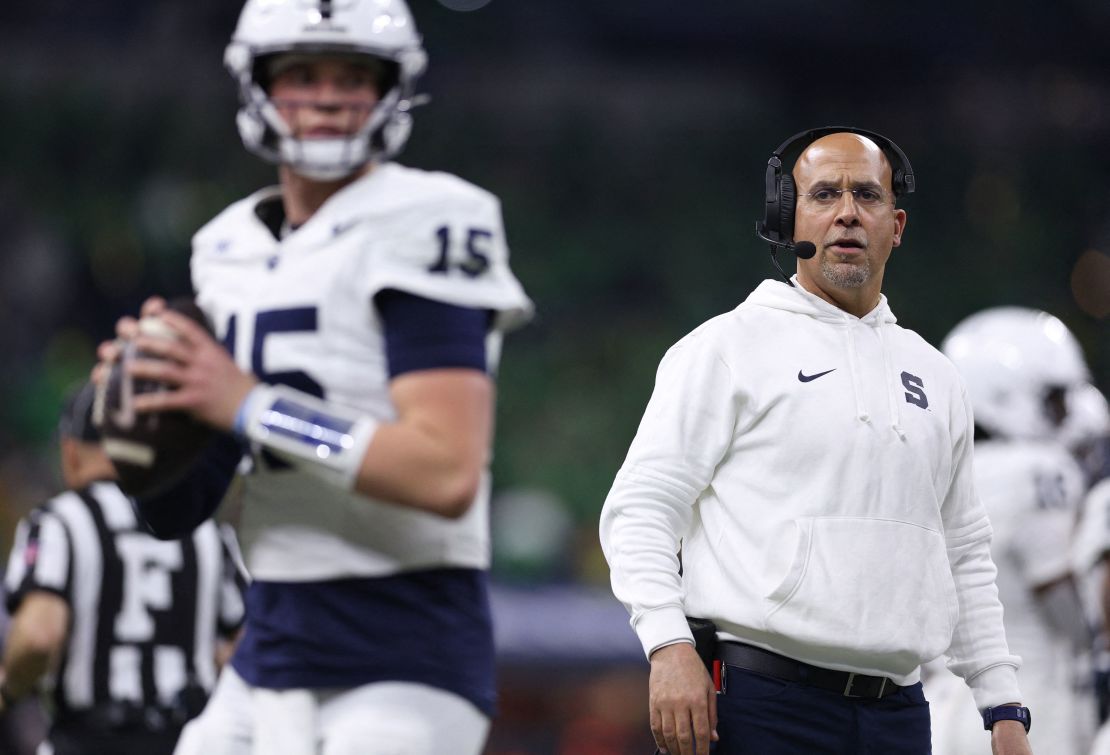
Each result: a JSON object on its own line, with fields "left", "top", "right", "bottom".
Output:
{"left": 649, "top": 642, "right": 718, "bottom": 755}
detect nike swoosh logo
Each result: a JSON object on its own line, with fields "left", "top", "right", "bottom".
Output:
{"left": 332, "top": 220, "right": 360, "bottom": 237}
{"left": 798, "top": 368, "right": 836, "bottom": 383}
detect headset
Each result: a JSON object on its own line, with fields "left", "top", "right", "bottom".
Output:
{"left": 755, "top": 126, "right": 915, "bottom": 285}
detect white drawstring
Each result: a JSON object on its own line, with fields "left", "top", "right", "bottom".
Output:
{"left": 843, "top": 318, "right": 870, "bottom": 423}
{"left": 877, "top": 326, "right": 907, "bottom": 440}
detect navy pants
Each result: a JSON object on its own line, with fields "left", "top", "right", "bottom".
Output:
{"left": 711, "top": 667, "right": 931, "bottom": 754}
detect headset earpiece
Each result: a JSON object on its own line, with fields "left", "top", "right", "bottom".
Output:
{"left": 778, "top": 173, "right": 796, "bottom": 242}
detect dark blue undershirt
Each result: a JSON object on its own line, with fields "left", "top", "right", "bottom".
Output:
{"left": 133, "top": 289, "right": 497, "bottom": 712}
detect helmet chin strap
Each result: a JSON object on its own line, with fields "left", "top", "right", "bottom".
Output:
{"left": 243, "top": 86, "right": 405, "bottom": 179}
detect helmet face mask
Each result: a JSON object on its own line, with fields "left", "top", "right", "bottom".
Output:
{"left": 941, "top": 307, "right": 1092, "bottom": 442}
{"left": 225, "top": 0, "right": 427, "bottom": 180}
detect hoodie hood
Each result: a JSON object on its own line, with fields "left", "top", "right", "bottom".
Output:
{"left": 747, "top": 276, "right": 906, "bottom": 439}
{"left": 746, "top": 275, "right": 898, "bottom": 327}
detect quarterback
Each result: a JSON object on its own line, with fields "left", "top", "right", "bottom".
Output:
{"left": 98, "top": 1, "right": 531, "bottom": 753}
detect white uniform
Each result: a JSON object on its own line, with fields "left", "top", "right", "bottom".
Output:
{"left": 925, "top": 440, "right": 1088, "bottom": 755}
{"left": 177, "top": 163, "right": 531, "bottom": 755}
{"left": 600, "top": 277, "right": 1021, "bottom": 708}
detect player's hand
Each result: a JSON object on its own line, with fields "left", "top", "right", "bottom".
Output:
{"left": 92, "top": 296, "right": 169, "bottom": 386}
{"left": 991, "top": 720, "right": 1033, "bottom": 755}
{"left": 648, "top": 642, "right": 718, "bottom": 755}
{"left": 126, "top": 307, "right": 258, "bottom": 433}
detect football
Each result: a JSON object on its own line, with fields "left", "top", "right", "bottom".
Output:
{"left": 94, "top": 298, "right": 217, "bottom": 499}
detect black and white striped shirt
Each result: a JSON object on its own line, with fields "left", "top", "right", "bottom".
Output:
{"left": 3, "top": 480, "right": 246, "bottom": 725}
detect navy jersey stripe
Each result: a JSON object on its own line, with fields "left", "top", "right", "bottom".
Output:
{"left": 231, "top": 569, "right": 496, "bottom": 715}
{"left": 375, "top": 289, "right": 491, "bottom": 378}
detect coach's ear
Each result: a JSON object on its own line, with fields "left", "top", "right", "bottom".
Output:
{"left": 891, "top": 208, "right": 907, "bottom": 248}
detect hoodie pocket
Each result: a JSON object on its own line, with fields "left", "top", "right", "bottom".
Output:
{"left": 763, "top": 517, "right": 958, "bottom": 674}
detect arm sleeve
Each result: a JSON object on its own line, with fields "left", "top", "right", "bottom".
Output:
{"left": 374, "top": 288, "right": 492, "bottom": 378}
{"left": 941, "top": 386, "right": 1023, "bottom": 710}
{"left": 132, "top": 433, "right": 245, "bottom": 540}
{"left": 599, "top": 332, "right": 738, "bottom": 659}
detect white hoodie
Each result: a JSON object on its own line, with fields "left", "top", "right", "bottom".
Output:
{"left": 600, "top": 277, "right": 1022, "bottom": 709}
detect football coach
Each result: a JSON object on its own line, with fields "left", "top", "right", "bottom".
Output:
{"left": 600, "top": 128, "right": 1032, "bottom": 755}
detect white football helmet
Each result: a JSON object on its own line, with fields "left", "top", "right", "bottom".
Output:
{"left": 941, "top": 307, "right": 1091, "bottom": 441}
{"left": 225, "top": 0, "right": 427, "bottom": 180}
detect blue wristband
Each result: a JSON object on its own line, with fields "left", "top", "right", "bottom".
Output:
{"left": 233, "top": 387, "right": 258, "bottom": 437}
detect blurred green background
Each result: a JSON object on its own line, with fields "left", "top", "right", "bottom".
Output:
{"left": 0, "top": 0, "right": 1107, "bottom": 583}
{"left": 1, "top": 2, "right": 1108, "bottom": 751}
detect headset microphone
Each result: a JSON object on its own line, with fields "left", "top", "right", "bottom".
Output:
{"left": 755, "top": 225, "right": 817, "bottom": 285}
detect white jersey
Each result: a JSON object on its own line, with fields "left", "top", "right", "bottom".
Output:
{"left": 975, "top": 441, "right": 1085, "bottom": 658}
{"left": 191, "top": 163, "right": 532, "bottom": 582}
{"left": 926, "top": 439, "right": 1087, "bottom": 755}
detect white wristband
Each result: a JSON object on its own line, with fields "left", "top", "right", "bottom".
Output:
{"left": 236, "top": 384, "right": 378, "bottom": 491}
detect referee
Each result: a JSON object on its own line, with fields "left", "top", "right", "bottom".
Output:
{"left": 0, "top": 382, "right": 247, "bottom": 755}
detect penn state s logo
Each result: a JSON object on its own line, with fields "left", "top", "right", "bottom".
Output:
{"left": 901, "top": 371, "right": 929, "bottom": 409}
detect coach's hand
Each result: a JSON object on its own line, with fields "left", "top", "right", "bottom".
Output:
{"left": 649, "top": 642, "right": 718, "bottom": 755}
{"left": 991, "top": 720, "right": 1033, "bottom": 755}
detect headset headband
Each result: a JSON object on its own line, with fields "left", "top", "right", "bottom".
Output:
{"left": 770, "top": 126, "right": 915, "bottom": 197}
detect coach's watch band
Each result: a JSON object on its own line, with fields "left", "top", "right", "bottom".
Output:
{"left": 981, "top": 704, "right": 1031, "bottom": 733}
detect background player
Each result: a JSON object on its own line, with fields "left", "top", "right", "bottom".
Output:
{"left": 98, "top": 0, "right": 532, "bottom": 753}
{"left": 928, "top": 307, "right": 1095, "bottom": 754}
{"left": 1, "top": 382, "right": 246, "bottom": 755}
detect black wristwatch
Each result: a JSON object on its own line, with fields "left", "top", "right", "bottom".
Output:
{"left": 981, "top": 704, "right": 1031, "bottom": 733}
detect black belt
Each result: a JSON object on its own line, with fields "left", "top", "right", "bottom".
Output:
{"left": 717, "top": 642, "right": 904, "bottom": 699}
